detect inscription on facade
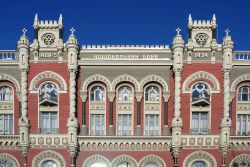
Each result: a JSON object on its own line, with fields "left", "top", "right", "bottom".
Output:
{"left": 93, "top": 54, "right": 159, "bottom": 60}
{"left": 194, "top": 52, "right": 209, "bottom": 58}
{"left": 39, "top": 52, "right": 58, "bottom": 58}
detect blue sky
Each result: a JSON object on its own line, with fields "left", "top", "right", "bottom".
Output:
{"left": 0, "top": 0, "right": 250, "bottom": 50}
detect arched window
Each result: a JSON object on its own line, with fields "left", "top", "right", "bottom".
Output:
{"left": 145, "top": 86, "right": 160, "bottom": 102}
{"left": 192, "top": 161, "right": 207, "bottom": 167}
{"left": 192, "top": 83, "right": 210, "bottom": 103}
{"left": 91, "top": 86, "right": 105, "bottom": 102}
{"left": 238, "top": 86, "right": 250, "bottom": 101}
{"left": 116, "top": 85, "right": 134, "bottom": 136}
{"left": 237, "top": 86, "right": 250, "bottom": 135}
{"left": 89, "top": 84, "right": 106, "bottom": 136}
{"left": 0, "top": 86, "right": 13, "bottom": 101}
{"left": 39, "top": 82, "right": 58, "bottom": 134}
{"left": 144, "top": 84, "right": 161, "bottom": 136}
{"left": 144, "top": 162, "right": 158, "bottom": 167}
{"left": 191, "top": 83, "right": 210, "bottom": 134}
{"left": 0, "top": 85, "right": 14, "bottom": 134}
{"left": 0, "top": 160, "right": 14, "bottom": 167}
{"left": 118, "top": 86, "right": 132, "bottom": 102}
{"left": 42, "top": 160, "right": 57, "bottom": 167}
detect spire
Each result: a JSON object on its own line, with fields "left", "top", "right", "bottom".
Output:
{"left": 59, "top": 14, "right": 63, "bottom": 26}
{"left": 34, "top": 14, "right": 39, "bottom": 28}
{"left": 188, "top": 14, "right": 193, "bottom": 28}
{"left": 211, "top": 14, "right": 216, "bottom": 28}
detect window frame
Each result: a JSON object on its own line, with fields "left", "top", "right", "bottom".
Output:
{"left": 116, "top": 84, "right": 134, "bottom": 136}
{"left": 143, "top": 84, "right": 162, "bottom": 136}
{"left": 88, "top": 83, "right": 107, "bottom": 136}
{"left": 38, "top": 81, "right": 59, "bottom": 134}
{"left": 236, "top": 85, "right": 250, "bottom": 136}
{"left": 190, "top": 82, "right": 211, "bottom": 135}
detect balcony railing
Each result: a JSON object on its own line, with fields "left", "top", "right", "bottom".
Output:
{"left": 0, "top": 50, "right": 17, "bottom": 60}
{"left": 234, "top": 51, "right": 250, "bottom": 60}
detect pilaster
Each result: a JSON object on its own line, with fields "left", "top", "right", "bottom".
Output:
{"left": 17, "top": 28, "right": 30, "bottom": 167}
{"left": 171, "top": 28, "right": 184, "bottom": 167}
{"left": 65, "top": 28, "right": 79, "bottom": 167}
{"left": 107, "top": 91, "right": 115, "bottom": 136}
{"left": 135, "top": 92, "right": 143, "bottom": 136}
{"left": 220, "top": 29, "right": 234, "bottom": 167}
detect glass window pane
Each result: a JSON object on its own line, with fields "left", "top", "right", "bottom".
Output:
{"left": 40, "top": 83, "right": 58, "bottom": 105}
{"left": 118, "top": 86, "right": 132, "bottom": 102}
{"left": 192, "top": 161, "right": 207, "bottom": 167}
{"left": 192, "top": 83, "right": 210, "bottom": 102}
{"left": 118, "top": 114, "right": 132, "bottom": 135}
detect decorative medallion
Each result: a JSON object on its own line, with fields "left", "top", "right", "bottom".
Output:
{"left": 41, "top": 33, "right": 56, "bottom": 45}
{"left": 195, "top": 33, "right": 209, "bottom": 46}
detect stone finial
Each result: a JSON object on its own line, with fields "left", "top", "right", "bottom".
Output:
{"left": 70, "top": 27, "right": 75, "bottom": 36}
{"left": 22, "top": 28, "right": 27, "bottom": 36}
{"left": 188, "top": 14, "right": 193, "bottom": 28}
{"left": 225, "top": 29, "right": 230, "bottom": 36}
{"left": 176, "top": 27, "right": 181, "bottom": 35}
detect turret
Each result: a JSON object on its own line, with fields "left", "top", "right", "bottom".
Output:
{"left": 65, "top": 27, "right": 79, "bottom": 71}
{"left": 17, "top": 28, "right": 30, "bottom": 71}
{"left": 172, "top": 27, "right": 185, "bottom": 70}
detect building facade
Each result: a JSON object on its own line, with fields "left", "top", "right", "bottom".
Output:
{"left": 0, "top": 14, "right": 250, "bottom": 167}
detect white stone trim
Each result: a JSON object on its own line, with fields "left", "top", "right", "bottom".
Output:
{"left": 0, "top": 153, "right": 20, "bottom": 167}
{"left": 140, "top": 74, "right": 169, "bottom": 92}
{"left": 83, "top": 154, "right": 110, "bottom": 167}
{"left": 111, "top": 74, "right": 139, "bottom": 92}
{"left": 182, "top": 71, "right": 220, "bottom": 93}
{"left": 138, "top": 155, "right": 166, "bottom": 167}
{"left": 0, "top": 73, "right": 21, "bottom": 92}
{"left": 183, "top": 151, "right": 217, "bottom": 167}
{"left": 111, "top": 155, "right": 137, "bottom": 167}
{"left": 82, "top": 74, "right": 112, "bottom": 92}
{"left": 32, "top": 150, "right": 66, "bottom": 167}
{"left": 230, "top": 154, "right": 250, "bottom": 166}
{"left": 29, "top": 71, "right": 67, "bottom": 93}
{"left": 231, "top": 73, "right": 250, "bottom": 92}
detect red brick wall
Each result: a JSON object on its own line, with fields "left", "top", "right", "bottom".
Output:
{"left": 181, "top": 63, "right": 223, "bottom": 134}
{"left": 28, "top": 63, "right": 69, "bottom": 134}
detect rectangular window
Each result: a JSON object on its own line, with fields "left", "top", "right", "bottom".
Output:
{"left": 117, "top": 114, "right": 132, "bottom": 136}
{"left": 90, "top": 114, "right": 105, "bottom": 135}
{"left": 191, "top": 112, "right": 209, "bottom": 134}
{"left": 41, "top": 112, "right": 58, "bottom": 134}
{"left": 0, "top": 114, "right": 13, "bottom": 134}
{"left": 145, "top": 114, "right": 160, "bottom": 136}
{"left": 237, "top": 114, "right": 250, "bottom": 135}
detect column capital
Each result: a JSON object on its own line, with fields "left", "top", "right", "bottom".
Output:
{"left": 135, "top": 91, "right": 143, "bottom": 102}
{"left": 163, "top": 91, "right": 170, "bottom": 102}
{"left": 80, "top": 91, "right": 87, "bottom": 102}
{"left": 173, "top": 68, "right": 182, "bottom": 76}
{"left": 107, "top": 91, "right": 115, "bottom": 102}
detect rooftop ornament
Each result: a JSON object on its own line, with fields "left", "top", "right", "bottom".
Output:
{"left": 70, "top": 27, "right": 75, "bottom": 36}
{"left": 176, "top": 27, "right": 181, "bottom": 35}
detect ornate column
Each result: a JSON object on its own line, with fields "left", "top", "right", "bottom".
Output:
{"left": 17, "top": 28, "right": 30, "bottom": 167}
{"left": 171, "top": 28, "right": 184, "bottom": 167}
{"left": 220, "top": 29, "right": 234, "bottom": 167}
{"left": 65, "top": 28, "right": 80, "bottom": 167}
{"left": 135, "top": 92, "right": 142, "bottom": 136}
{"left": 108, "top": 91, "right": 115, "bottom": 135}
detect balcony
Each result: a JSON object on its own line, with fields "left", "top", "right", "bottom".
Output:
{"left": 0, "top": 51, "right": 17, "bottom": 60}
